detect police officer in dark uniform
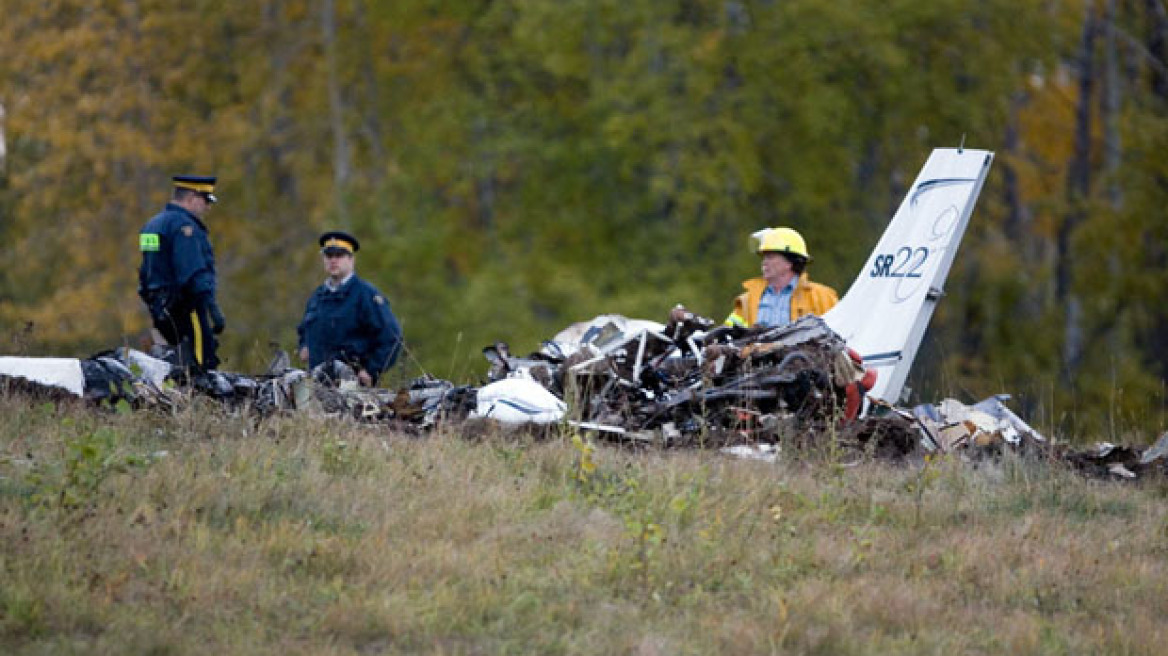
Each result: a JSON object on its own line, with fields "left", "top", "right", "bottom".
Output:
{"left": 138, "top": 175, "right": 226, "bottom": 372}
{"left": 297, "top": 231, "right": 403, "bottom": 386}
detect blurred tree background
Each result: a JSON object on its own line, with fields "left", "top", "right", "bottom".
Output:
{"left": 1, "top": 0, "right": 1165, "bottom": 438}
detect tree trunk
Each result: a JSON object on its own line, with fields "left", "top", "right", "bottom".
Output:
{"left": 0, "top": 100, "right": 6, "bottom": 175}
{"left": 355, "top": 0, "right": 386, "bottom": 179}
{"left": 1059, "top": 0, "right": 1097, "bottom": 378}
{"left": 323, "top": 0, "right": 351, "bottom": 224}
{"left": 264, "top": 1, "right": 300, "bottom": 206}
{"left": 1001, "top": 91, "right": 1030, "bottom": 246}
{"left": 1148, "top": 0, "right": 1168, "bottom": 100}
{"left": 1141, "top": 0, "right": 1168, "bottom": 380}
{"left": 1102, "top": 0, "right": 1122, "bottom": 209}
{"left": 472, "top": 116, "right": 497, "bottom": 240}
{"left": 1095, "top": 0, "right": 1124, "bottom": 355}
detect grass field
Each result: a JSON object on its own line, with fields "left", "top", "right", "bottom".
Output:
{"left": 1, "top": 394, "right": 1166, "bottom": 655}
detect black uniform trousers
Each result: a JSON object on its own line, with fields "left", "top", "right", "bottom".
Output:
{"left": 152, "top": 297, "right": 220, "bottom": 372}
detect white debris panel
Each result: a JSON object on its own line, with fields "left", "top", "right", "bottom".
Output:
{"left": 0, "top": 357, "right": 85, "bottom": 396}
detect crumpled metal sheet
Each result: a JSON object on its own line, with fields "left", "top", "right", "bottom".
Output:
{"left": 249, "top": 364, "right": 476, "bottom": 429}
{"left": 909, "top": 395, "right": 1168, "bottom": 480}
{"left": 547, "top": 314, "right": 668, "bottom": 359}
{"left": 913, "top": 394, "right": 1047, "bottom": 452}
{"left": 1139, "top": 432, "right": 1168, "bottom": 466}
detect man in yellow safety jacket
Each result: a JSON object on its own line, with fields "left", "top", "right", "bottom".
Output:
{"left": 725, "top": 227, "right": 838, "bottom": 328}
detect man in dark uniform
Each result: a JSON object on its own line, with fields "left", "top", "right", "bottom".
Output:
{"left": 297, "top": 231, "right": 403, "bottom": 386}
{"left": 138, "top": 175, "right": 226, "bottom": 372}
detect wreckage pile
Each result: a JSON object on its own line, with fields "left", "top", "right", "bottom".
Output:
{"left": 479, "top": 311, "right": 874, "bottom": 449}
{"left": 909, "top": 395, "right": 1168, "bottom": 480}
{"left": 0, "top": 346, "right": 473, "bottom": 428}
{"left": 0, "top": 311, "right": 872, "bottom": 442}
{"left": 2, "top": 309, "right": 1166, "bottom": 480}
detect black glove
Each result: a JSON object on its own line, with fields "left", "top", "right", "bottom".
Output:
{"left": 141, "top": 288, "right": 172, "bottom": 323}
{"left": 205, "top": 298, "right": 226, "bottom": 335}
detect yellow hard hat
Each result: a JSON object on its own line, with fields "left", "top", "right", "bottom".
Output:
{"left": 755, "top": 227, "right": 810, "bottom": 260}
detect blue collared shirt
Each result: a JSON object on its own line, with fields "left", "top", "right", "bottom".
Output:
{"left": 324, "top": 272, "right": 355, "bottom": 292}
{"left": 756, "top": 277, "right": 798, "bottom": 328}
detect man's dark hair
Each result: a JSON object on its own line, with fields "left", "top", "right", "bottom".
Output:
{"left": 173, "top": 187, "right": 199, "bottom": 202}
{"left": 785, "top": 253, "right": 808, "bottom": 275}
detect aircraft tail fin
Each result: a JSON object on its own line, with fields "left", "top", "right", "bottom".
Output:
{"left": 822, "top": 148, "right": 994, "bottom": 405}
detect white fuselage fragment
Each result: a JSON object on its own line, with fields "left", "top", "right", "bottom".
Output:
{"left": 472, "top": 377, "right": 567, "bottom": 425}
{"left": 0, "top": 357, "right": 85, "bottom": 396}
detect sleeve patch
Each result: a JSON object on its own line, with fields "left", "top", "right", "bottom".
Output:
{"left": 374, "top": 295, "right": 384, "bottom": 305}
{"left": 139, "top": 233, "right": 161, "bottom": 251}
{"left": 182, "top": 225, "right": 194, "bottom": 237}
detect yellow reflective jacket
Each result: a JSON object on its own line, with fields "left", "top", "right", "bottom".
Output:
{"left": 725, "top": 274, "right": 839, "bottom": 328}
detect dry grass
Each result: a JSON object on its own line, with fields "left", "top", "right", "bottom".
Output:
{"left": 1, "top": 394, "right": 1166, "bottom": 655}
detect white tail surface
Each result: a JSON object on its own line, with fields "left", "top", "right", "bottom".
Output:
{"left": 823, "top": 148, "right": 994, "bottom": 405}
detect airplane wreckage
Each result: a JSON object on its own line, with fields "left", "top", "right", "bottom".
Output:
{"left": 3, "top": 148, "right": 1167, "bottom": 478}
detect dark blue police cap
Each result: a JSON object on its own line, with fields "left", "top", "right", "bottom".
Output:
{"left": 173, "top": 175, "right": 218, "bottom": 203}
{"left": 319, "top": 231, "right": 359, "bottom": 255}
